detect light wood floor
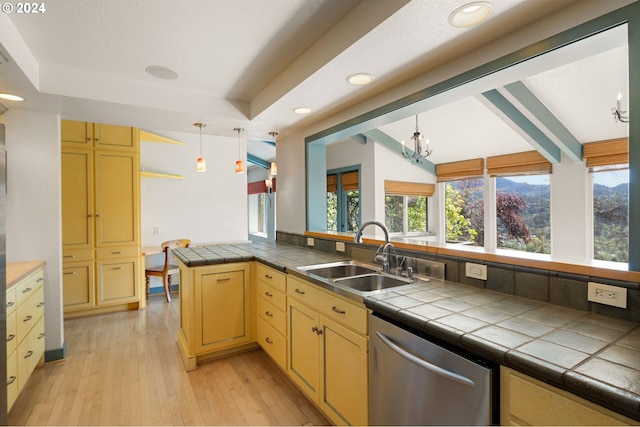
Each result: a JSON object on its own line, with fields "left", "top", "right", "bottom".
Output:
{"left": 8, "top": 295, "right": 330, "bottom": 426}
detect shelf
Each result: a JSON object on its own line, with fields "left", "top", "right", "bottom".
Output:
{"left": 140, "top": 170, "right": 184, "bottom": 179}
{"left": 139, "top": 130, "right": 184, "bottom": 145}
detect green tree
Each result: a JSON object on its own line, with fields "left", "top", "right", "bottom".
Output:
{"left": 445, "top": 184, "right": 477, "bottom": 242}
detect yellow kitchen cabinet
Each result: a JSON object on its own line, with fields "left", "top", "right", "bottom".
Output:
{"left": 178, "top": 262, "right": 255, "bottom": 370}
{"left": 6, "top": 265, "right": 45, "bottom": 411}
{"left": 287, "top": 276, "right": 369, "bottom": 426}
{"left": 500, "top": 366, "right": 636, "bottom": 425}
{"left": 61, "top": 119, "right": 141, "bottom": 317}
{"left": 255, "top": 264, "right": 288, "bottom": 370}
{"left": 61, "top": 119, "right": 135, "bottom": 151}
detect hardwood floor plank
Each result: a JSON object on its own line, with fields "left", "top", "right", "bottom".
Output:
{"left": 9, "top": 295, "right": 330, "bottom": 426}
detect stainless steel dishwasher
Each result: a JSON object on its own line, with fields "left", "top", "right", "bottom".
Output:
{"left": 369, "top": 313, "right": 498, "bottom": 425}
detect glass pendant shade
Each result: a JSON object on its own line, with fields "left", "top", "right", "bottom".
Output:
{"left": 235, "top": 160, "right": 245, "bottom": 173}
{"left": 196, "top": 157, "right": 206, "bottom": 172}
{"left": 270, "top": 161, "right": 278, "bottom": 176}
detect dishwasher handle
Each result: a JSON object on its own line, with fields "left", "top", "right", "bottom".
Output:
{"left": 375, "top": 331, "right": 476, "bottom": 388}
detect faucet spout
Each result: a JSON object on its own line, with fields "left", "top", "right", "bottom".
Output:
{"left": 354, "top": 221, "right": 389, "bottom": 244}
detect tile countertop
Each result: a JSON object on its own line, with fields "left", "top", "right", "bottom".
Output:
{"left": 173, "top": 241, "right": 640, "bottom": 422}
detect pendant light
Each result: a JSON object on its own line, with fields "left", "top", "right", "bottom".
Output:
{"left": 194, "top": 123, "right": 206, "bottom": 172}
{"left": 234, "top": 127, "right": 245, "bottom": 173}
{"left": 268, "top": 131, "right": 278, "bottom": 176}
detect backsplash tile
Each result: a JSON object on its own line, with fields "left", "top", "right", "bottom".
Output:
{"left": 276, "top": 231, "right": 640, "bottom": 322}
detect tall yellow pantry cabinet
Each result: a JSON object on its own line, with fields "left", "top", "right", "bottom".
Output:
{"left": 61, "top": 120, "right": 142, "bottom": 317}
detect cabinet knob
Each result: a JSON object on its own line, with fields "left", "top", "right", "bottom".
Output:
{"left": 7, "top": 334, "right": 15, "bottom": 342}
{"left": 217, "top": 278, "right": 231, "bottom": 282}
{"left": 112, "top": 251, "right": 124, "bottom": 255}
{"left": 265, "top": 337, "right": 273, "bottom": 344}
{"left": 38, "top": 333, "right": 45, "bottom": 340}
{"left": 264, "top": 274, "right": 273, "bottom": 279}
{"left": 64, "top": 255, "right": 77, "bottom": 258}
{"left": 264, "top": 291, "right": 273, "bottom": 297}
{"left": 37, "top": 302, "right": 45, "bottom": 308}
{"left": 64, "top": 271, "right": 77, "bottom": 275}
{"left": 311, "top": 326, "right": 323, "bottom": 335}
{"left": 265, "top": 311, "right": 273, "bottom": 317}
{"left": 6, "top": 301, "right": 14, "bottom": 308}
{"left": 23, "top": 315, "right": 33, "bottom": 322}
{"left": 294, "top": 288, "right": 305, "bottom": 295}
{"left": 22, "top": 287, "right": 32, "bottom": 294}
{"left": 7, "top": 376, "right": 16, "bottom": 386}
{"left": 24, "top": 350, "right": 34, "bottom": 359}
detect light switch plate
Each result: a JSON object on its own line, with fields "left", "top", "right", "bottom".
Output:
{"left": 336, "top": 241, "right": 346, "bottom": 252}
{"left": 465, "top": 262, "right": 487, "bottom": 280}
{"left": 307, "top": 237, "right": 314, "bottom": 247}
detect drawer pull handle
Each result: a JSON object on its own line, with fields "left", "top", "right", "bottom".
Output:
{"left": 37, "top": 278, "right": 44, "bottom": 282}
{"left": 265, "top": 337, "right": 273, "bottom": 344}
{"left": 264, "top": 291, "right": 273, "bottom": 297}
{"left": 7, "top": 334, "right": 15, "bottom": 342}
{"left": 6, "top": 301, "right": 14, "bottom": 308}
{"left": 332, "top": 306, "right": 346, "bottom": 315}
{"left": 23, "top": 315, "right": 33, "bottom": 322}
{"left": 24, "top": 350, "right": 34, "bottom": 359}
{"left": 64, "top": 255, "right": 76, "bottom": 258}
{"left": 64, "top": 271, "right": 77, "bottom": 275}
{"left": 265, "top": 311, "right": 273, "bottom": 317}
{"left": 265, "top": 274, "right": 273, "bottom": 279}
{"left": 294, "top": 288, "right": 305, "bottom": 295}
{"left": 112, "top": 267, "right": 124, "bottom": 270}
{"left": 37, "top": 302, "right": 45, "bottom": 308}
{"left": 22, "top": 287, "right": 32, "bottom": 294}
{"left": 112, "top": 251, "right": 124, "bottom": 255}
{"left": 217, "top": 278, "right": 230, "bottom": 282}
{"left": 311, "top": 326, "right": 323, "bottom": 336}
{"left": 7, "top": 376, "right": 16, "bottom": 386}
{"left": 38, "top": 333, "right": 45, "bottom": 340}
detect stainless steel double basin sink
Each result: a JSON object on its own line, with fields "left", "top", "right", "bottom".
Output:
{"left": 296, "top": 260, "right": 415, "bottom": 296}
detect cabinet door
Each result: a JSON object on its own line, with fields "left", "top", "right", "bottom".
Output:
{"left": 7, "top": 350, "right": 18, "bottom": 410}
{"left": 94, "top": 124, "right": 135, "bottom": 150}
{"left": 94, "top": 151, "right": 139, "bottom": 247}
{"left": 61, "top": 120, "right": 92, "bottom": 148}
{"left": 321, "top": 315, "right": 369, "bottom": 426}
{"left": 96, "top": 257, "right": 139, "bottom": 305}
{"left": 196, "top": 268, "right": 251, "bottom": 353}
{"left": 62, "top": 149, "right": 94, "bottom": 249}
{"left": 63, "top": 262, "right": 95, "bottom": 310}
{"left": 288, "top": 298, "right": 320, "bottom": 401}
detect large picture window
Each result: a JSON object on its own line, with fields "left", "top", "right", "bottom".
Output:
{"left": 593, "top": 169, "right": 629, "bottom": 262}
{"left": 327, "top": 169, "right": 360, "bottom": 232}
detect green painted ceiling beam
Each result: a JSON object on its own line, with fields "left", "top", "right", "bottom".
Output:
{"left": 362, "top": 129, "right": 435, "bottom": 175}
{"left": 501, "top": 81, "right": 583, "bottom": 162}
{"left": 480, "top": 89, "right": 562, "bottom": 164}
{"left": 247, "top": 153, "right": 271, "bottom": 169}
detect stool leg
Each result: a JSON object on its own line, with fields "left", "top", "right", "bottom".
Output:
{"left": 145, "top": 276, "right": 150, "bottom": 300}
{"left": 164, "top": 274, "right": 172, "bottom": 303}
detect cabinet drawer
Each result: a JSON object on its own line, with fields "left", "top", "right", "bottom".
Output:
{"left": 96, "top": 246, "right": 139, "bottom": 259}
{"left": 256, "top": 264, "right": 286, "bottom": 292}
{"left": 63, "top": 247, "right": 94, "bottom": 263}
{"left": 257, "top": 317, "right": 286, "bottom": 370}
{"left": 257, "top": 297, "right": 286, "bottom": 334}
{"left": 288, "top": 277, "right": 368, "bottom": 335}
{"left": 17, "top": 316, "right": 45, "bottom": 391}
{"left": 7, "top": 350, "right": 18, "bottom": 410}
{"left": 7, "top": 310, "right": 17, "bottom": 355}
{"left": 16, "top": 269, "right": 44, "bottom": 305}
{"left": 257, "top": 280, "right": 286, "bottom": 312}
{"left": 17, "top": 286, "right": 45, "bottom": 340}
{"left": 6, "top": 287, "right": 16, "bottom": 315}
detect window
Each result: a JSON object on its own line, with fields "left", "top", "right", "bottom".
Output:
{"left": 496, "top": 175, "right": 550, "bottom": 254}
{"left": 593, "top": 169, "right": 629, "bottom": 263}
{"left": 248, "top": 193, "right": 267, "bottom": 236}
{"left": 445, "top": 178, "right": 484, "bottom": 246}
{"left": 384, "top": 180, "right": 433, "bottom": 234}
{"left": 327, "top": 169, "right": 360, "bottom": 232}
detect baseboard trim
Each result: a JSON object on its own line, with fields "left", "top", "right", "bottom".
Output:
{"left": 45, "top": 341, "right": 67, "bottom": 362}
{"left": 149, "top": 284, "right": 179, "bottom": 295}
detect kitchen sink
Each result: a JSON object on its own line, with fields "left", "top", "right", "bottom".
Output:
{"left": 297, "top": 261, "right": 379, "bottom": 279}
{"left": 333, "top": 273, "right": 413, "bottom": 292}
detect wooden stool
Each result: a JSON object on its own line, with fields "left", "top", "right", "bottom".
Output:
{"left": 144, "top": 239, "right": 190, "bottom": 302}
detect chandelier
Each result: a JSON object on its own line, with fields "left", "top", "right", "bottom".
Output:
{"left": 402, "top": 115, "right": 432, "bottom": 164}
{"left": 612, "top": 91, "right": 629, "bottom": 123}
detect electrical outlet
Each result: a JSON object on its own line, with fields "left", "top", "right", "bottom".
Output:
{"left": 588, "top": 282, "right": 627, "bottom": 308}
{"left": 153, "top": 226, "right": 159, "bottom": 235}
{"left": 465, "top": 262, "right": 487, "bottom": 280}
{"left": 336, "top": 241, "right": 346, "bottom": 252}
{"left": 307, "top": 237, "right": 315, "bottom": 247}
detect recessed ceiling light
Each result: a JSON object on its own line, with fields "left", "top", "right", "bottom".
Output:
{"left": 347, "top": 73, "right": 375, "bottom": 86}
{"left": 145, "top": 65, "right": 179, "bottom": 80}
{"left": 448, "top": 1, "right": 493, "bottom": 28}
{"left": 0, "top": 93, "right": 24, "bottom": 101}
{"left": 293, "top": 107, "right": 312, "bottom": 114}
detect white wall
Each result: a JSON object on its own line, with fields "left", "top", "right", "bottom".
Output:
{"left": 140, "top": 130, "right": 248, "bottom": 249}
{"left": 5, "top": 109, "right": 63, "bottom": 355}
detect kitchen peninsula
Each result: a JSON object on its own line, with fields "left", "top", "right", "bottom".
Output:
{"left": 173, "top": 241, "right": 640, "bottom": 425}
